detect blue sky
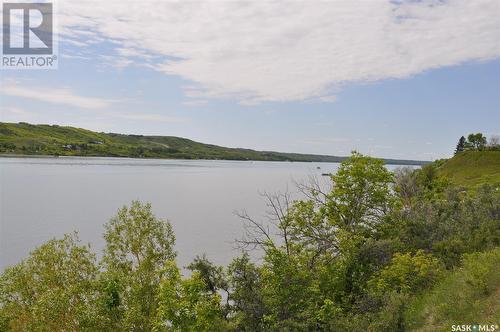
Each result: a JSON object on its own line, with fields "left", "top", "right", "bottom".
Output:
{"left": 1, "top": 0, "right": 499, "bottom": 160}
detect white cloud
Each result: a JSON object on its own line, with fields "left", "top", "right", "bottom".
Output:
{"left": 0, "top": 104, "right": 186, "bottom": 125}
{"left": 56, "top": 0, "right": 500, "bottom": 103}
{"left": 1, "top": 80, "right": 120, "bottom": 109}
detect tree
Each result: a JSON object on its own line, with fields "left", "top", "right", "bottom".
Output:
{"left": 235, "top": 152, "right": 397, "bottom": 329}
{"left": 187, "top": 254, "right": 231, "bottom": 318}
{"left": 394, "top": 167, "right": 420, "bottom": 208}
{"left": 187, "top": 255, "right": 228, "bottom": 295}
{"left": 259, "top": 247, "right": 322, "bottom": 331}
{"left": 154, "top": 261, "right": 227, "bottom": 331}
{"left": 102, "top": 201, "right": 176, "bottom": 331}
{"left": 455, "top": 136, "right": 466, "bottom": 154}
{"left": 467, "top": 133, "right": 487, "bottom": 150}
{"left": 237, "top": 152, "right": 395, "bottom": 259}
{"left": 227, "top": 253, "right": 267, "bottom": 331}
{"left": 0, "top": 234, "right": 100, "bottom": 331}
{"left": 326, "top": 151, "right": 395, "bottom": 234}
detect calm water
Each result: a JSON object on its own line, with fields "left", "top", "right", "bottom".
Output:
{"left": 0, "top": 157, "right": 343, "bottom": 271}
{"left": 0, "top": 157, "right": 410, "bottom": 271}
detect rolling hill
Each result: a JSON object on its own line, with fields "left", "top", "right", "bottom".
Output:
{"left": 0, "top": 122, "right": 428, "bottom": 165}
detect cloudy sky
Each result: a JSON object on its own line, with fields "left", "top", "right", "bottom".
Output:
{"left": 1, "top": 0, "right": 499, "bottom": 160}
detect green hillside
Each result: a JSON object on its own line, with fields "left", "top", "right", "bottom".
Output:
{"left": 437, "top": 151, "right": 500, "bottom": 188}
{"left": 0, "top": 122, "right": 426, "bottom": 165}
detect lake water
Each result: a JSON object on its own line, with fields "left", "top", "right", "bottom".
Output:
{"left": 0, "top": 157, "right": 407, "bottom": 271}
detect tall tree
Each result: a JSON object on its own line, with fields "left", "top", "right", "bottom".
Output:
{"left": 467, "top": 133, "right": 487, "bottom": 150}
{"left": 455, "top": 136, "right": 466, "bottom": 154}
{"left": 102, "top": 201, "right": 176, "bottom": 331}
{"left": 227, "top": 253, "right": 267, "bottom": 331}
{"left": 187, "top": 255, "right": 228, "bottom": 295}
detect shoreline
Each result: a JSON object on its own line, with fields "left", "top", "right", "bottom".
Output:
{"left": 0, "top": 153, "right": 430, "bottom": 166}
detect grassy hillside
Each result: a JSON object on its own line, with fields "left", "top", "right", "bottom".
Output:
{"left": 437, "top": 151, "right": 500, "bottom": 188}
{"left": 404, "top": 248, "right": 500, "bottom": 332}
{"left": 0, "top": 122, "right": 426, "bottom": 165}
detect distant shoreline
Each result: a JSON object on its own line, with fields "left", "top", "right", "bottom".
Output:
{"left": 0, "top": 122, "right": 431, "bottom": 166}
{"left": 0, "top": 153, "right": 429, "bottom": 166}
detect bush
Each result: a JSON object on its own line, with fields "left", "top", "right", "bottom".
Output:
{"left": 0, "top": 234, "right": 100, "bottom": 331}
{"left": 368, "top": 250, "right": 443, "bottom": 295}
{"left": 404, "top": 248, "right": 500, "bottom": 330}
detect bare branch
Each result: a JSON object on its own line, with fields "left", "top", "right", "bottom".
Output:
{"left": 234, "top": 209, "right": 276, "bottom": 251}
{"left": 294, "top": 175, "right": 331, "bottom": 207}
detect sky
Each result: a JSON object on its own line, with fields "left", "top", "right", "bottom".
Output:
{"left": 1, "top": 0, "right": 499, "bottom": 161}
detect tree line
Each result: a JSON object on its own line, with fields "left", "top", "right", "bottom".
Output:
{"left": 0, "top": 153, "right": 498, "bottom": 331}
{"left": 455, "top": 133, "right": 499, "bottom": 154}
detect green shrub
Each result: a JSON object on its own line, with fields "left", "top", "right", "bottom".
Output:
{"left": 368, "top": 250, "right": 443, "bottom": 296}
{"left": 404, "top": 248, "right": 500, "bottom": 331}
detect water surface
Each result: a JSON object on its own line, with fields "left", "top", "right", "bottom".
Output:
{"left": 1, "top": 157, "right": 342, "bottom": 271}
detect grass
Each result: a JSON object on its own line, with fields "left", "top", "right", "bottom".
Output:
{"left": 0, "top": 122, "right": 427, "bottom": 165}
{"left": 437, "top": 150, "right": 500, "bottom": 188}
{"left": 404, "top": 248, "right": 500, "bottom": 332}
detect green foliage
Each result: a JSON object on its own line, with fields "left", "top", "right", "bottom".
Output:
{"left": 226, "top": 253, "right": 266, "bottom": 331}
{"left": 154, "top": 261, "right": 226, "bottom": 331}
{"left": 385, "top": 183, "right": 499, "bottom": 268}
{"left": 327, "top": 151, "right": 395, "bottom": 233}
{"left": 281, "top": 152, "right": 395, "bottom": 265}
{"left": 96, "top": 273, "right": 123, "bottom": 331}
{"left": 467, "top": 133, "right": 488, "bottom": 151}
{"left": 455, "top": 136, "right": 466, "bottom": 154}
{"left": 404, "top": 248, "right": 500, "bottom": 331}
{"left": 259, "top": 248, "right": 323, "bottom": 331}
{"left": 455, "top": 133, "right": 488, "bottom": 154}
{"left": 102, "top": 201, "right": 176, "bottom": 331}
{"left": 187, "top": 255, "right": 228, "bottom": 295}
{"left": 232, "top": 153, "right": 400, "bottom": 330}
{"left": 368, "top": 250, "right": 443, "bottom": 295}
{"left": 369, "top": 292, "right": 408, "bottom": 332}
{"left": 0, "top": 234, "right": 100, "bottom": 331}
